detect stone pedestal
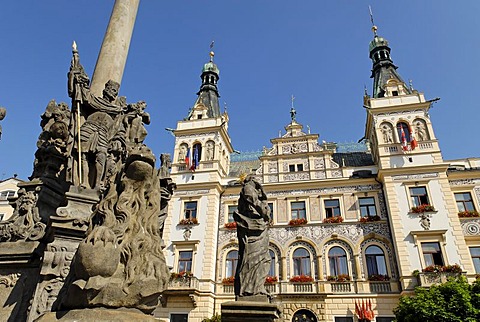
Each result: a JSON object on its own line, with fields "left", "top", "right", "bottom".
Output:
{"left": 221, "top": 300, "right": 281, "bottom": 322}
{"left": 35, "top": 308, "right": 164, "bottom": 322}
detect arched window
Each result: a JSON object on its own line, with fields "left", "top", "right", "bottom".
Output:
{"left": 396, "top": 122, "right": 411, "bottom": 143}
{"left": 292, "top": 309, "right": 317, "bottom": 322}
{"left": 225, "top": 250, "right": 238, "bottom": 278}
{"left": 293, "top": 248, "right": 311, "bottom": 276}
{"left": 365, "top": 245, "right": 387, "bottom": 277}
{"left": 328, "top": 247, "right": 348, "bottom": 276}
{"left": 268, "top": 249, "right": 276, "bottom": 277}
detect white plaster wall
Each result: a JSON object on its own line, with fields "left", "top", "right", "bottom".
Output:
{"left": 389, "top": 154, "right": 434, "bottom": 168}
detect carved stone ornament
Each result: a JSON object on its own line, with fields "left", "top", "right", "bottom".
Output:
{"left": 0, "top": 187, "right": 46, "bottom": 242}
{"left": 61, "top": 145, "right": 170, "bottom": 313}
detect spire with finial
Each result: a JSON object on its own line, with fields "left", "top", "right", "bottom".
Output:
{"left": 187, "top": 41, "right": 221, "bottom": 119}
{"left": 368, "top": 7, "right": 410, "bottom": 98}
{"left": 290, "top": 94, "right": 297, "bottom": 122}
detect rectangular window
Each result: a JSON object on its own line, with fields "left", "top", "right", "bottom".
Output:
{"left": 359, "top": 197, "right": 377, "bottom": 217}
{"left": 334, "top": 318, "right": 353, "bottom": 322}
{"left": 227, "top": 205, "right": 237, "bottom": 223}
{"left": 178, "top": 251, "right": 193, "bottom": 273}
{"left": 409, "top": 186, "right": 430, "bottom": 207}
{"left": 0, "top": 191, "right": 14, "bottom": 201}
{"left": 421, "top": 242, "right": 444, "bottom": 267}
{"left": 470, "top": 247, "right": 480, "bottom": 274}
{"left": 376, "top": 318, "right": 395, "bottom": 322}
{"left": 268, "top": 202, "right": 274, "bottom": 221}
{"left": 455, "top": 192, "right": 476, "bottom": 212}
{"left": 291, "top": 201, "right": 306, "bottom": 219}
{"left": 184, "top": 201, "right": 197, "bottom": 219}
{"left": 170, "top": 313, "right": 188, "bottom": 322}
{"left": 288, "top": 164, "right": 304, "bottom": 172}
{"left": 325, "top": 199, "right": 341, "bottom": 218}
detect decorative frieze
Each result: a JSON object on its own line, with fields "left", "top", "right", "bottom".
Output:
{"left": 392, "top": 173, "right": 438, "bottom": 181}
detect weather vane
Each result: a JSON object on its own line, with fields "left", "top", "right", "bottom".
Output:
{"left": 369, "top": 5, "right": 378, "bottom": 36}
{"left": 209, "top": 40, "right": 215, "bottom": 61}
{"left": 290, "top": 94, "right": 296, "bottom": 122}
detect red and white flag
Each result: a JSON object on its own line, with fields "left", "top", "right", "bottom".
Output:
{"left": 400, "top": 126, "right": 408, "bottom": 151}
{"left": 410, "top": 125, "right": 418, "bottom": 150}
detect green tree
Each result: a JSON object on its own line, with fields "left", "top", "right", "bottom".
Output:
{"left": 394, "top": 277, "right": 480, "bottom": 322}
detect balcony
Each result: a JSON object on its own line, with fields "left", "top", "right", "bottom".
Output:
{"left": 217, "top": 280, "right": 399, "bottom": 295}
{"left": 168, "top": 276, "right": 200, "bottom": 290}
{"left": 416, "top": 272, "right": 464, "bottom": 288}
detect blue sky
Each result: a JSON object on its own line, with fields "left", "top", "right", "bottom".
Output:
{"left": 0, "top": 1, "right": 479, "bottom": 180}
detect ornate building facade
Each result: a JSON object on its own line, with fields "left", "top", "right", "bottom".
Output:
{"left": 154, "top": 29, "right": 480, "bottom": 322}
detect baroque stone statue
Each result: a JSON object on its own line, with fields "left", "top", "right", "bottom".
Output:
{"left": 61, "top": 145, "right": 170, "bottom": 313}
{"left": 233, "top": 175, "right": 271, "bottom": 300}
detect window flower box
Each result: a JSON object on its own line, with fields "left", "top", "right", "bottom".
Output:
{"left": 179, "top": 218, "right": 198, "bottom": 225}
{"left": 323, "top": 216, "right": 344, "bottom": 224}
{"left": 458, "top": 210, "right": 479, "bottom": 218}
{"left": 411, "top": 204, "right": 435, "bottom": 213}
{"left": 222, "top": 276, "right": 235, "bottom": 285}
{"left": 422, "top": 264, "right": 462, "bottom": 274}
{"left": 327, "top": 274, "right": 351, "bottom": 282}
{"left": 224, "top": 221, "right": 237, "bottom": 229}
{"left": 368, "top": 274, "right": 390, "bottom": 281}
{"left": 170, "top": 271, "right": 193, "bottom": 280}
{"left": 288, "top": 218, "right": 308, "bottom": 226}
{"left": 265, "top": 276, "right": 278, "bottom": 284}
{"left": 289, "top": 275, "right": 314, "bottom": 283}
{"left": 359, "top": 215, "right": 381, "bottom": 223}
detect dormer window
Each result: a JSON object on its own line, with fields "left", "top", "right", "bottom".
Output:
{"left": 392, "top": 90, "right": 399, "bottom": 96}
{"left": 197, "top": 115, "right": 202, "bottom": 119}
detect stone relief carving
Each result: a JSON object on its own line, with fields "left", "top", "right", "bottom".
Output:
{"left": 314, "top": 158, "right": 325, "bottom": 170}
{"left": 0, "top": 187, "right": 46, "bottom": 242}
{"left": 0, "top": 273, "right": 20, "bottom": 287}
{"left": 461, "top": 219, "right": 480, "bottom": 236}
{"left": 268, "top": 162, "right": 278, "bottom": 173}
{"left": 330, "top": 160, "right": 340, "bottom": 169}
{"left": 284, "top": 173, "right": 310, "bottom": 181}
{"left": 331, "top": 170, "right": 342, "bottom": 178}
{"left": 314, "top": 171, "right": 326, "bottom": 179}
{"left": 267, "top": 184, "right": 381, "bottom": 198}
{"left": 449, "top": 179, "right": 478, "bottom": 186}
{"left": 268, "top": 175, "right": 278, "bottom": 183}
{"left": 392, "top": 173, "right": 438, "bottom": 181}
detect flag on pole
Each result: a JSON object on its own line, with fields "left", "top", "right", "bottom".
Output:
{"left": 185, "top": 148, "right": 192, "bottom": 170}
{"left": 400, "top": 126, "right": 408, "bottom": 151}
{"left": 410, "top": 125, "right": 418, "bottom": 150}
{"left": 190, "top": 146, "right": 199, "bottom": 171}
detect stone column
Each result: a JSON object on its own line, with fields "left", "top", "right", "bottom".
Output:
{"left": 90, "top": 0, "right": 140, "bottom": 96}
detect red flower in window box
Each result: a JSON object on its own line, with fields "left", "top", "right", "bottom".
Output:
{"left": 323, "top": 216, "right": 344, "bottom": 224}
{"left": 442, "top": 264, "right": 462, "bottom": 273}
{"left": 170, "top": 271, "right": 193, "bottom": 279}
{"left": 458, "top": 210, "right": 479, "bottom": 218}
{"left": 368, "top": 274, "right": 390, "bottom": 281}
{"left": 222, "top": 276, "right": 235, "bottom": 284}
{"left": 289, "top": 275, "right": 314, "bottom": 283}
{"left": 288, "top": 218, "right": 308, "bottom": 226}
{"left": 265, "top": 276, "right": 278, "bottom": 284}
{"left": 327, "top": 274, "right": 351, "bottom": 282}
{"left": 224, "top": 222, "right": 237, "bottom": 229}
{"left": 411, "top": 204, "right": 435, "bottom": 213}
{"left": 179, "top": 218, "right": 198, "bottom": 225}
{"left": 359, "top": 215, "right": 381, "bottom": 223}
{"left": 422, "top": 265, "right": 443, "bottom": 273}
